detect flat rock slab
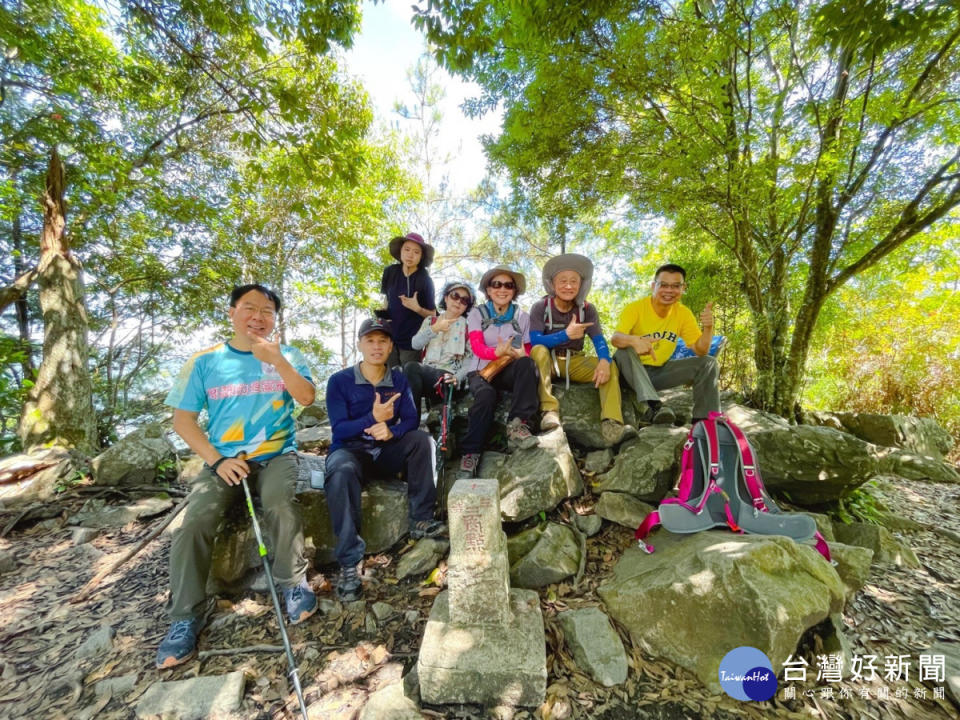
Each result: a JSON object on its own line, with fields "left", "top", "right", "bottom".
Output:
{"left": 69, "top": 496, "right": 173, "bottom": 529}
{"left": 135, "top": 671, "right": 245, "bottom": 720}
{"left": 558, "top": 607, "right": 628, "bottom": 687}
{"left": 418, "top": 589, "right": 547, "bottom": 707}
{"left": 358, "top": 680, "right": 422, "bottom": 720}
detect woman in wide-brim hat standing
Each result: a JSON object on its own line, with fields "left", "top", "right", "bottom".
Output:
{"left": 380, "top": 232, "right": 437, "bottom": 367}
{"left": 457, "top": 265, "right": 540, "bottom": 479}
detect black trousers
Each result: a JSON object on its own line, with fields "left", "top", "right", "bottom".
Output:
{"left": 324, "top": 430, "right": 437, "bottom": 567}
{"left": 403, "top": 361, "right": 451, "bottom": 417}
{"left": 461, "top": 356, "right": 538, "bottom": 454}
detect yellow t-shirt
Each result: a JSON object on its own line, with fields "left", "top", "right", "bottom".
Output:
{"left": 614, "top": 297, "right": 702, "bottom": 367}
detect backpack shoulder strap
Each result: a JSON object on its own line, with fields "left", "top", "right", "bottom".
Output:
{"left": 477, "top": 303, "right": 493, "bottom": 331}
{"left": 720, "top": 417, "right": 767, "bottom": 510}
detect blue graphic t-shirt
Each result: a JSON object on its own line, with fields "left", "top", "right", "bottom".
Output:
{"left": 165, "top": 342, "right": 314, "bottom": 461}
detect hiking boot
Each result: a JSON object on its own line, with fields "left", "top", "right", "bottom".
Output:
{"left": 156, "top": 618, "right": 200, "bottom": 669}
{"left": 336, "top": 565, "right": 362, "bottom": 602}
{"left": 410, "top": 518, "right": 448, "bottom": 540}
{"left": 601, "top": 419, "right": 625, "bottom": 445}
{"left": 283, "top": 579, "right": 317, "bottom": 625}
{"left": 652, "top": 406, "right": 676, "bottom": 425}
{"left": 506, "top": 417, "right": 538, "bottom": 450}
{"left": 540, "top": 410, "right": 561, "bottom": 431}
{"left": 458, "top": 452, "right": 480, "bottom": 479}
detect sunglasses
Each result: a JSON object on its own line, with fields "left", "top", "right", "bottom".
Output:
{"left": 447, "top": 291, "right": 470, "bottom": 305}
{"left": 487, "top": 280, "right": 516, "bottom": 290}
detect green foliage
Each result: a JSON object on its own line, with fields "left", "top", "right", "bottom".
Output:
{"left": 0, "top": 334, "right": 32, "bottom": 454}
{"left": 414, "top": 0, "right": 960, "bottom": 416}
{"left": 804, "top": 226, "right": 960, "bottom": 451}
{"left": 829, "top": 481, "right": 887, "bottom": 526}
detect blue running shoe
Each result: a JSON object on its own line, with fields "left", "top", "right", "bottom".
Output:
{"left": 283, "top": 579, "right": 317, "bottom": 624}
{"left": 156, "top": 618, "right": 199, "bottom": 669}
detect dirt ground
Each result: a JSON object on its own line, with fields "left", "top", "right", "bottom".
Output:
{"left": 0, "top": 473, "right": 957, "bottom": 720}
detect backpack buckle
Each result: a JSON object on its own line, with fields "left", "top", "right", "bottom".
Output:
{"left": 743, "top": 465, "right": 755, "bottom": 477}
{"left": 683, "top": 439, "right": 695, "bottom": 450}
{"left": 710, "top": 462, "right": 720, "bottom": 476}
{"left": 752, "top": 497, "right": 766, "bottom": 510}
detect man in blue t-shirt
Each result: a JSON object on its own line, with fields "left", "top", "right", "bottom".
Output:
{"left": 157, "top": 284, "right": 318, "bottom": 669}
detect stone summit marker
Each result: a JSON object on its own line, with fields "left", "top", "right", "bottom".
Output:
{"left": 418, "top": 478, "right": 547, "bottom": 707}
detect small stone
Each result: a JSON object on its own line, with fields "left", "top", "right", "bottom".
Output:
{"left": 365, "top": 612, "right": 378, "bottom": 634}
{"left": 557, "top": 607, "right": 628, "bottom": 686}
{"left": 71, "top": 527, "right": 100, "bottom": 545}
{"left": 572, "top": 513, "right": 602, "bottom": 537}
{"left": 345, "top": 600, "right": 366, "bottom": 614}
{"left": 404, "top": 610, "right": 420, "bottom": 626}
{"left": 318, "top": 597, "right": 340, "bottom": 617}
{"left": 0, "top": 550, "right": 16, "bottom": 575}
{"left": 583, "top": 449, "right": 614, "bottom": 474}
{"left": 372, "top": 602, "right": 396, "bottom": 622}
{"left": 95, "top": 673, "right": 138, "bottom": 698}
{"left": 134, "top": 671, "right": 245, "bottom": 720}
{"left": 76, "top": 624, "right": 115, "bottom": 660}
{"left": 396, "top": 538, "right": 448, "bottom": 580}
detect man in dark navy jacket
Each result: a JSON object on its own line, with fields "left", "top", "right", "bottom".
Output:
{"left": 324, "top": 318, "right": 445, "bottom": 600}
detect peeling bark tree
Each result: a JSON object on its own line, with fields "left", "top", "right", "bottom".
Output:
{"left": 18, "top": 148, "right": 98, "bottom": 453}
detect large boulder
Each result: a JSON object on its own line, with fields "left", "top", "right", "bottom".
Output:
{"left": 507, "top": 522, "right": 582, "bottom": 589}
{"left": 746, "top": 425, "right": 880, "bottom": 504}
{"left": 831, "top": 521, "right": 920, "bottom": 568}
{"left": 209, "top": 481, "right": 409, "bottom": 584}
{"left": 594, "top": 426, "right": 688, "bottom": 501}
{"left": 827, "top": 542, "right": 875, "bottom": 601}
{"left": 810, "top": 412, "right": 953, "bottom": 459}
{"left": 553, "top": 384, "right": 640, "bottom": 450}
{"left": 477, "top": 428, "right": 583, "bottom": 523}
{"left": 598, "top": 532, "right": 845, "bottom": 692}
{"left": 875, "top": 448, "right": 960, "bottom": 484}
{"left": 90, "top": 424, "right": 176, "bottom": 486}
{"left": 296, "top": 399, "right": 328, "bottom": 428}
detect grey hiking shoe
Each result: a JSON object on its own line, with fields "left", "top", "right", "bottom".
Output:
{"left": 283, "top": 579, "right": 317, "bottom": 625}
{"left": 601, "top": 419, "right": 625, "bottom": 444}
{"left": 458, "top": 452, "right": 480, "bottom": 479}
{"left": 336, "top": 565, "right": 362, "bottom": 602}
{"left": 156, "top": 618, "right": 200, "bottom": 669}
{"left": 540, "top": 410, "right": 561, "bottom": 431}
{"left": 410, "top": 518, "right": 448, "bottom": 539}
{"left": 506, "top": 417, "right": 538, "bottom": 450}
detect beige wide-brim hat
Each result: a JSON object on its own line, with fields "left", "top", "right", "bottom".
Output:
{"left": 479, "top": 265, "right": 527, "bottom": 297}
{"left": 542, "top": 253, "right": 593, "bottom": 306}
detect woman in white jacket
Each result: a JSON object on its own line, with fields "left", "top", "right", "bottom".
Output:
{"left": 403, "top": 280, "right": 476, "bottom": 417}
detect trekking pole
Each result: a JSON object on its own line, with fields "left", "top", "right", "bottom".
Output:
{"left": 238, "top": 457, "right": 309, "bottom": 720}
{"left": 440, "top": 381, "right": 453, "bottom": 451}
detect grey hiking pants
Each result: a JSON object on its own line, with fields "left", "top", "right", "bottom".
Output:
{"left": 166, "top": 452, "right": 307, "bottom": 621}
{"left": 613, "top": 348, "right": 720, "bottom": 419}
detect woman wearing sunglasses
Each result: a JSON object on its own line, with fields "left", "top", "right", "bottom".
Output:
{"left": 458, "top": 265, "right": 540, "bottom": 479}
{"left": 404, "top": 280, "right": 477, "bottom": 416}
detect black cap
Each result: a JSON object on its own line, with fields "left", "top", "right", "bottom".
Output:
{"left": 358, "top": 317, "right": 393, "bottom": 340}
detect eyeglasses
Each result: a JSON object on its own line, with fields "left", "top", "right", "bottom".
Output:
{"left": 656, "top": 282, "right": 686, "bottom": 291}
{"left": 238, "top": 304, "right": 276, "bottom": 319}
{"left": 447, "top": 291, "right": 469, "bottom": 305}
{"left": 488, "top": 280, "right": 516, "bottom": 290}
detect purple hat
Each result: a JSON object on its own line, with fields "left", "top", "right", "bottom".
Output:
{"left": 358, "top": 317, "right": 393, "bottom": 340}
{"left": 389, "top": 232, "right": 435, "bottom": 268}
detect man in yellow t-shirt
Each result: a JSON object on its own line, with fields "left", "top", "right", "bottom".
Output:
{"left": 611, "top": 264, "right": 719, "bottom": 424}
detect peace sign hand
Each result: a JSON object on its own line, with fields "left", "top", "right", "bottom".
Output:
{"left": 372, "top": 392, "right": 399, "bottom": 422}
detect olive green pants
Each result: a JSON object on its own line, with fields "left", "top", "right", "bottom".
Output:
{"left": 530, "top": 345, "right": 623, "bottom": 423}
{"left": 166, "top": 452, "right": 306, "bottom": 621}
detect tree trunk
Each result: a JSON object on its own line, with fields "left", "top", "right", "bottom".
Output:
{"left": 18, "top": 148, "right": 98, "bottom": 453}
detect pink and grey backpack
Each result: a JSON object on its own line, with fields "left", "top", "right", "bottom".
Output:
{"left": 635, "top": 412, "right": 831, "bottom": 561}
